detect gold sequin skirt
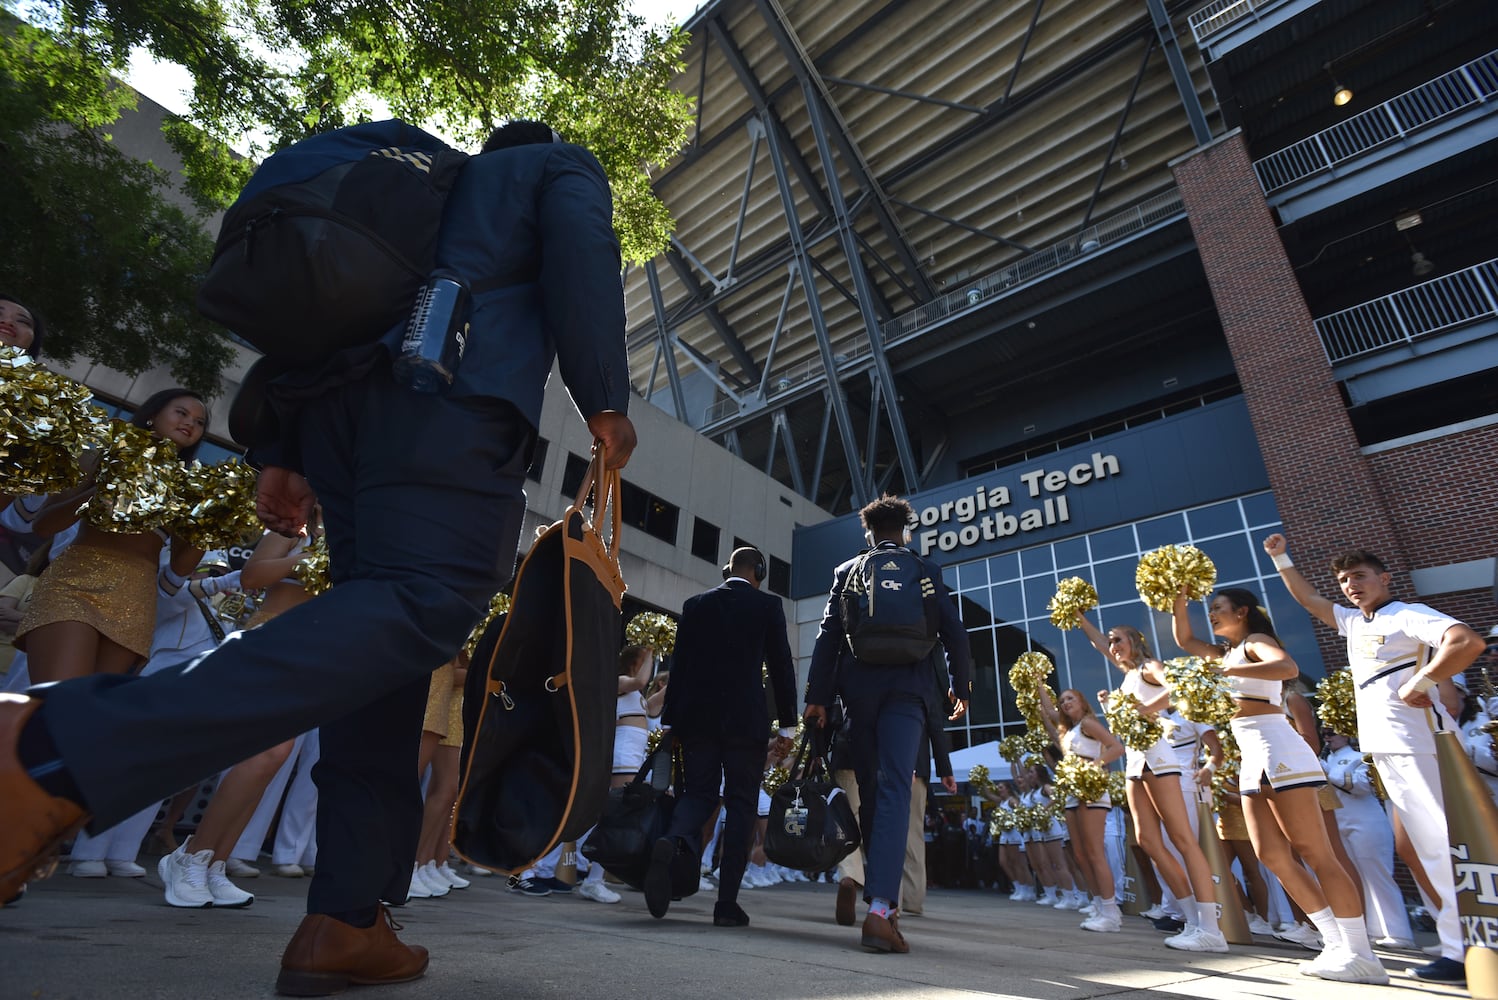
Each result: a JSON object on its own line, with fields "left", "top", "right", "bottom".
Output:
{"left": 16, "top": 543, "right": 157, "bottom": 659}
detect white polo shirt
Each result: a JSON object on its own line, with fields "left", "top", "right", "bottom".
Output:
{"left": 1334, "top": 600, "right": 1461, "bottom": 755}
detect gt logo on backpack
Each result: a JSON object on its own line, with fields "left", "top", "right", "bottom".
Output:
{"left": 197, "top": 120, "right": 470, "bottom": 364}
{"left": 839, "top": 547, "right": 940, "bottom": 665}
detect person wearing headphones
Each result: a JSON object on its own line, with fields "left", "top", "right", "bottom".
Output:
{"left": 643, "top": 546, "right": 797, "bottom": 928}
{"left": 804, "top": 494, "right": 972, "bottom": 955}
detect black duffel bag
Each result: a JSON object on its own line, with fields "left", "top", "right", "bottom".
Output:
{"left": 580, "top": 735, "right": 694, "bottom": 894}
{"left": 764, "top": 731, "right": 861, "bottom": 873}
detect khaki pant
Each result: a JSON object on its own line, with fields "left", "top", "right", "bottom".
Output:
{"left": 835, "top": 769, "right": 928, "bottom": 913}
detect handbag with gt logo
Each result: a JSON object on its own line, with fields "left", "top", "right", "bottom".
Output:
{"left": 764, "top": 731, "right": 861, "bottom": 872}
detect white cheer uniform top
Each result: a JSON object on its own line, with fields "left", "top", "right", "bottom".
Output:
{"left": 1333, "top": 601, "right": 1460, "bottom": 755}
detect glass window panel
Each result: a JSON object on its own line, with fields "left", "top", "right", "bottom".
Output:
{"left": 1197, "top": 534, "right": 1257, "bottom": 587}
{"left": 1253, "top": 525, "right": 1285, "bottom": 576}
{"left": 1136, "top": 513, "right": 1187, "bottom": 551}
{"left": 958, "top": 560, "right": 989, "bottom": 592}
{"left": 1188, "top": 500, "right": 1244, "bottom": 540}
{"left": 959, "top": 591, "right": 996, "bottom": 630}
{"left": 1094, "top": 557, "right": 1137, "bottom": 605}
{"left": 1023, "top": 574, "right": 1057, "bottom": 618}
{"left": 1026, "top": 619, "right": 1064, "bottom": 662}
{"left": 942, "top": 564, "right": 958, "bottom": 590}
{"left": 1262, "top": 577, "right": 1328, "bottom": 678}
{"left": 987, "top": 551, "right": 1020, "bottom": 582}
{"left": 989, "top": 581, "right": 1023, "bottom": 624}
{"left": 1241, "top": 492, "right": 1280, "bottom": 528}
{"left": 1052, "top": 536, "right": 1090, "bottom": 571}
{"left": 1020, "top": 546, "right": 1054, "bottom": 577}
{"left": 1089, "top": 524, "right": 1137, "bottom": 561}
{"left": 1065, "top": 629, "right": 1102, "bottom": 678}
{"left": 967, "top": 630, "right": 1000, "bottom": 725}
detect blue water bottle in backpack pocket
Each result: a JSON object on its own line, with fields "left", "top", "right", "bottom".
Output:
{"left": 393, "top": 270, "right": 470, "bottom": 393}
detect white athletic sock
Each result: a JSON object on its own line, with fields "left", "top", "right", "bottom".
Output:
{"left": 1306, "top": 907, "right": 1338, "bottom": 948}
{"left": 1336, "top": 915, "right": 1375, "bottom": 960}
{"left": 1196, "top": 900, "right": 1221, "bottom": 937}
{"left": 1179, "top": 894, "right": 1199, "bottom": 928}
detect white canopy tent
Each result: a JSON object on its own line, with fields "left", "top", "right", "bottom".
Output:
{"left": 934, "top": 741, "right": 1013, "bottom": 784}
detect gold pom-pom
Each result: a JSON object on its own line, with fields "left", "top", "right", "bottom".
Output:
{"left": 0, "top": 349, "right": 108, "bottom": 495}
{"left": 1054, "top": 754, "right": 1108, "bottom": 803}
{"left": 1106, "top": 769, "right": 1127, "bottom": 804}
{"left": 78, "top": 420, "right": 186, "bottom": 534}
{"left": 1021, "top": 753, "right": 1048, "bottom": 771}
{"left": 988, "top": 808, "right": 1016, "bottom": 836}
{"left": 1008, "top": 651, "right": 1054, "bottom": 691}
{"left": 646, "top": 728, "right": 666, "bottom": 756}
{"left": 1164, "top": 656, "right": 1237, "bottom": 727}
{"left": 1135, "top": 544, "right": 1217, "bottom": 613}
{"left": 1362, "top": 753, "right": 1388, "bottom": 802}
{"left": 967, "top": 764, "right": 992, "bottom": 796}
{"left": 462, "top": 591, "right": 512, "bottom": 659}
{"left": 762, "top": 766, "right": 790, "bottom": 795}
{"left": 1210, "top": 727, "right": 1243, "bottom": 813}
{"left": 1020, "top": 729, "right": 1052, "bottom": 756}
{"left": 1103, "top": 691, "right": 1164, "bottom": 751}
{"left": 625, "top": 612, "right": 677, "bottom": 657}
{"left": 998, "top": 734, "right": 1026, "bottom": 764}
{"left": 292, "top": 535, "right": 332, "bottom": 596}
{"left": 1315, "top": 669, "right": 1358, "bottom": 739}
{"left": 171, "top": 460, "right": 260, "bottom": 551}
{"left": 1048, "top": 577, "right": 1099, "bottom": 630}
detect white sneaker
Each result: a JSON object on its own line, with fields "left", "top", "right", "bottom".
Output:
{"left": 1247, "top": 915, "right": 1276, "bottom": 935}
{"left": 436, "top": 862, "right": 470, "bottom": 890}
{"left": 465, "top": 863, "right": 493, "bottom": 877}
{"left": 205, "top": 861, "right": 255, "bottom": 908}
{"left": 1081, "top": 912, "right": 1122, "bottom": 932}
{"left": 225, "top": 858, "right": 260, "bottom": 878}
{"left": 1315, "top": 953, "right": 1390, "bottom": 984}
{"left": 1036, "top": 889, "right": 1058, "bottom": 906}
{"left": 105, "top": 860, "right": 147, "bottom": 878}
{"left": 407, "top": 866, "right": 433, "bottom": 900}
{"left": 69, "top": 859, "right": 107, "bottom": 878}
{"left": 1166, "top": 926, "right": 1229, "bottom": 952}
{"left": 1300, "top": 945, "right": 1348, "bottom": 977}
{"left": 1141, "top": 904, "right": 1167, "bottom": 920}
{"left": 416, "top": 862, "right": 450, "bottom": 898}
{"left": 1080, "top": 903, "right": 1096, "bottom": 917}
{"left": 1055, "top": 891, "right": 1084, "bottom": 911}
{"left": 160, "top": 846, "right": 215, "bottom": 908}
{"left": 577, "top": 880, "right": 621, "bottom": 904}
{"left": 269, "top": 863, "right": 306, "bottom": 878}
{"left": 1008, "top": 886, "right": 1027, "bottom": 901}
{"left": 1275, "top": 922, "right": 1323, "bottom": 951}
{"left": 1372, "top": 936, "right": 1415, "bottom": 949}
{"left": 699, "top": 875, "right": 715, "bottom": 892}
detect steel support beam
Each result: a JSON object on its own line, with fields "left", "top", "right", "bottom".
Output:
{"left": 763, "top": 112, "right": 870, "bottom": 508}
{"left": 664, "top": 245, "right": 760, "bottom": 385}
{"left": 1145, "top": 0, "right": 1212, "bottom": 146}
{"left": 1079, "top": 39, "right": 1154, "bottom": 234}
{"left": 753, "top": 0, "right": 936, "bottom": 302}
{"left": 645, "top": 261, "right": 688, "bottom": 421}
{"left": 771, "top": 410, "right": 807, "bottom": 496}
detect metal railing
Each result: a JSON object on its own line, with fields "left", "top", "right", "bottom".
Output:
{"left": 1254, "top": 51, "right": 1498, "bottom": 194}
{"left": 1316, "top": 258, "right": 1498, "bottom": 363}
{"left": 702, "top": 189, "right": 1187, "bottom": 426}
{"left": 1187, "top": 0, "right": 1271, "bottom": 45}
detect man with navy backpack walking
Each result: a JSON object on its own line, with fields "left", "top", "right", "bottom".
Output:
{"left": 0, "top": 120, "right": 636, "bottom": 995}
{"left": 804, "top": 494, "right": 971, "bottom": 955}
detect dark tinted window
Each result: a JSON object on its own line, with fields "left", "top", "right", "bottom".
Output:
{"left": 691, "top": 518, "right": 720, "bottom": 563}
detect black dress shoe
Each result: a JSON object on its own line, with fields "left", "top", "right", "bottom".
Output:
{"left": 713, "top": 901, "right": 750, "bottom": 927}
{"left": 644, "top": 838, "right": 675, "bottom": 919}
{"left": 1151, "top": 915, "right": 1186, "bottom": 933}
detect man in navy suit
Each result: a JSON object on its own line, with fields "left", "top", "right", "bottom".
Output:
{"left": 804, "top": 494, "right": 971, "bottom": 955}
{"left": 645, "top": 546, "right": 797, "bottom": 927}
{"left": 1, "top": 121, "right": 635, "bottom": 995}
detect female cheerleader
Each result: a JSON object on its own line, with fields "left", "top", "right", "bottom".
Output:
{"left": 1171, "top": 587, "right": 1387, "bottom": 983}
{"left": 1037, "top": 686, "right": 1125, "bottom": 930}
{"left": 1077, "top": 614, "right": 1227, "bottom": 951}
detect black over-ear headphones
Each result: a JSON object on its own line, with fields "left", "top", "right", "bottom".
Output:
{"left": 722, "top": 547, "right": 768, "bottom": 584}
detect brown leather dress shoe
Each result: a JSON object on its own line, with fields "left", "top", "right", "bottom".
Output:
{"left": 860, "top": 911, "right": 910, "bottom": 954}
{"left": 835, "top": 876, "right": 859, "bottom": 927}
{"left": 276, "top": 907, "right": 429, "bottom": 996}
{"left": 0, "top": 695, "right": 89, "bottom": 907}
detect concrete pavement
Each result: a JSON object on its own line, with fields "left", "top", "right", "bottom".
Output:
{"left": 1, "top": 867, "right": 1471, "bottom": 1000}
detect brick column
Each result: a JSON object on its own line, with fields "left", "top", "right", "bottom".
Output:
{"left": 1171, "top": 132, "right": 1407, "bottom": 649}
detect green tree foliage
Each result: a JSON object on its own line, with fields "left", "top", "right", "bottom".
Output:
{"left": 2, "top": 0, "right": 692, "bottom": 392}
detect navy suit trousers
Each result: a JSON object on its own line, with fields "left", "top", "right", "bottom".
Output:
{"left": 847, "top": 689, "right": 927, "bottom": 906}
{"left": 665, "top": 734, "right": 763, "bottom": 906}
{"left": 38, "top": 364, "right": 531, "bottom": 912}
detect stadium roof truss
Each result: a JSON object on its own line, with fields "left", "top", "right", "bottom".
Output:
{"left": 625, "top": 0, "right": 1219, "bottom": 513}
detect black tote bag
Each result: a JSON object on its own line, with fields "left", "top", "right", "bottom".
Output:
{"left": 579, "top": 735, "right": 685, "bottom": 891}
{"left": 452, "top": 449, "right": 625, "bottom": 875}
{"left": 763, "top": 731, "right": 861, "bottom": 872}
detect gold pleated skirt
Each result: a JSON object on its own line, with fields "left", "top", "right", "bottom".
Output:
{"left": 16, "top": 543, "right": 157, "bottom": 659}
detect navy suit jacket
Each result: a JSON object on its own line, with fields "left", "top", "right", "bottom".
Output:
{"left": 376, "top": 135, "right": 630, "bottom": 427}
{"left": 662, "top": 580, "right": 797, "bottom": 743}
{"left": 804, "top": 542, "right": 973, "bottom": 711}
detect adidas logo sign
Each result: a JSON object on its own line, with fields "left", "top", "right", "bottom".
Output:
{"left": 1273, "top": 762, "right": 1290, "bottom": 774}
{"left": 881, "top": 561, "right": 900, "bottom": 570}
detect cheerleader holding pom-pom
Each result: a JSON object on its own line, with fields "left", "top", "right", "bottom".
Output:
{"left": 1171, "top": 588, "right": 1389, "bottom": 984}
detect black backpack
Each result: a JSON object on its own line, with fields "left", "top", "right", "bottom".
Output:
{"left": 839, "top": 546, "right": 941, "bottom": 665}
{"left": 197, "top": 120, "right": 470, "bottom": 363}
